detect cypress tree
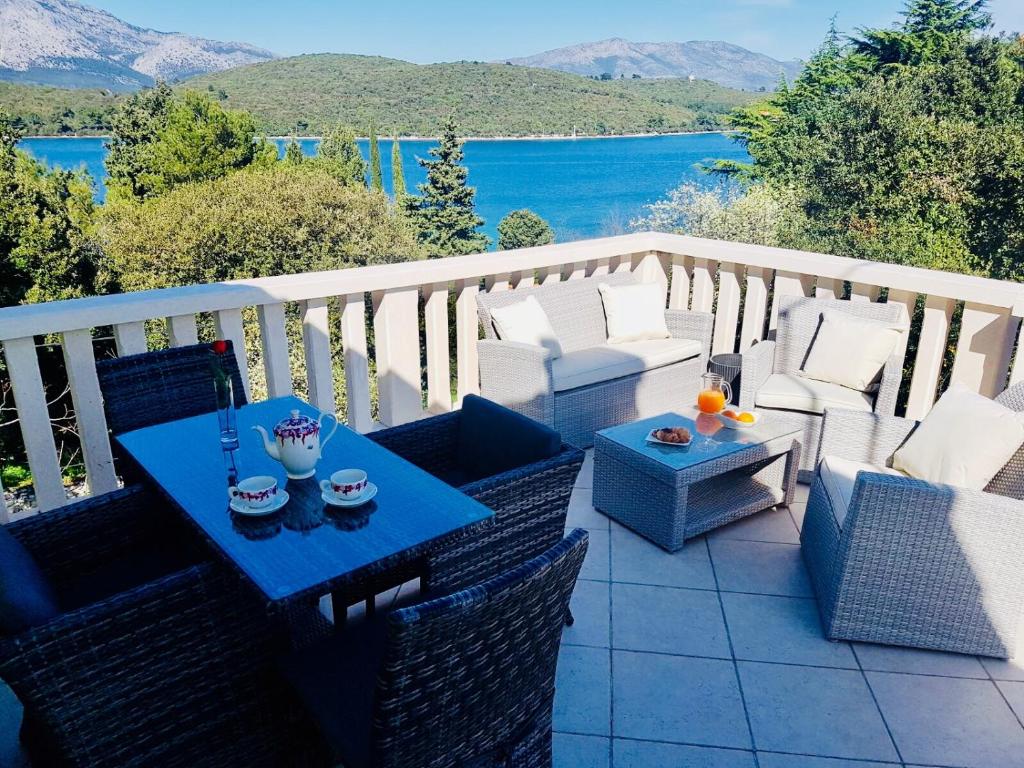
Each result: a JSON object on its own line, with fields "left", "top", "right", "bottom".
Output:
{"left": 391, "top": 137, "right": 407, "bottom": 199}
{"left": 315, "top": 124, "right": 366, "bottom": 187}
{"left": 284, "top": 138, "right": 304, "bottom": 164}
{"left": 405, "top": 114, "right": 490, "bottom": 256}
{"left": 368, "top": 121, "right": 383, "bottom": 191}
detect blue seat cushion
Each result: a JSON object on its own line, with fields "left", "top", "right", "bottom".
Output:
{"left": 456, "top": 395, "right": 562, "bottom": 482}
{"left": 0, "top": 526, "right": 60, "bottom": 635}
{"left": 278, "top": 615, "right": 388, "bottom": 768}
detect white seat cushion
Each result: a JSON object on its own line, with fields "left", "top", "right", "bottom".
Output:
{"left": 819, "top": 455, "right": 906, "bottom": 528}
{"left": 755, "top": 373, "right": 874, "bottom": 415}
{"left": 598, "top": 282, "right": 671, "bottom": 344}
{"left": 800, "top": 310, "right": 905, "bottom": 392}
{"left": 552, "top": 338, "right": 701, "bottom": 392}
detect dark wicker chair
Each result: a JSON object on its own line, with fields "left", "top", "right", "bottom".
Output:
{"left": 333, "top": 398, "right": 584, "bottom": 613}
{"left": 97, "top": 340, "right": 248, "bottom": 435}
{"left": 0, "top": 486, "right": 304, "bottom": 767}
{"left": 279, "top": 528, "right": 589, "bottom": 768}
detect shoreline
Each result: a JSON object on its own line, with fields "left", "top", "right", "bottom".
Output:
{"left": 21, "top": 130, "right": 737, "bottom": 141}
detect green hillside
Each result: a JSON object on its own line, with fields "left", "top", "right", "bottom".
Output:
{"left": 0, "top": 82, "right": 126, "bottom": 134}
{"left": 179, "top": 55, "right": 757, "bottom": 136}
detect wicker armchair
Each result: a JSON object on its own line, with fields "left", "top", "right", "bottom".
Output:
{"left": 0, "top": 486, "right": 302, "bottom": 767}
{"left": 801, "top": 383, "right": 1024, "bottom": 658}
{"left": 279, "top": 528, "right": 589, "bottom": 768}
{"left": 738, "top": 295, "right": 909, "bottom": 479}
{"left": 476, "top": 272, "right": 713, "bottom": 448}
{"left": 97, "top": 341, "right": 248, "bottom": 435}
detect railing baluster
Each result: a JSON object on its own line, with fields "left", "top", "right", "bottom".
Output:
{"left": 214, "top": 308, "right": 251, "bottom": 401}
{"left": 712, "top": 261, "right": 742, "bottom": 355}
{"left": 850, "top": 283, "right": 881, "bottom": 302}
{"left": 340, "top": 293, "right": 372, "bottom": 432}
{"left": 256, "top": 303, "right": 292, "bottom": 398}
{"left": 905, "top": 296, "right": 955, "bottom": 419}
{"left": 455, "top": 279, "right": 480, "bottom": 405}
{"left": 165, "top": 314, "right": 199, "bottom": 347}
{"left": 515, "top": 270, "right": 536, "bottom": 288}
{"left": 739, "top": 266, "right": 772, "bottom": 350}
{"left": 611, "top": 254, "right": 633, "bottom": 273}
{"left": 815, "top": 277, "right": 843, "bottom": 300}
{"left": 61, "top": 329, "right": 118, "bottom": 496}
{"left": 566, "top": 262, "right": 586, "bottom": 280}
{"left": 541, "top": 265, "right": 561, "bottom": 285}
{"left": 373, "top": 287, "right": 424, "bottom": 427}
{"left": 950, "top": 302, "right": 1019, "bottom": 398}
{"left": 770, "top": 271, "right": 815, "bottom": 330}
{"left": 636, "top": 251, "right": 668, "bottom": 297}
{"left": 3, "top": 337, "right": 65, "bottom": 512}
{"left": 113, "top": 321, "right": 147, "bottom": 356}
{"left": 669, "top": 254, "right": 692, "bottom": 310}
{"left": 299, "top": 298, "right": 335, "bottom": 413}
{"left": 589, "top": 257, "right": 611, "bottom": 278}
{"left": 485, "top": 274, "right": 510, "bottom": 292}
{"left": 690, "top": 258, "right": 716, "bottom": 313}
{"left": 424, "top": 283, "right": 452, "bottom": 414}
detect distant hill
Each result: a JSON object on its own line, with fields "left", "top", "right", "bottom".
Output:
{"left": 179, "top": 54, "right": 759, "bottom": 137}
{"left": 0, "top": 0, "right": 276, "bottom": 91}
{"left": 506, "top": 38, "right": 802, "bottom": 92}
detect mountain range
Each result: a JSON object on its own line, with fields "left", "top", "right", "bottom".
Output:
{"left": 506, "top": 38, "right": 802, "bottom": 91}
{"left": 0, "top": 0, "right": 276, "bottom": 90}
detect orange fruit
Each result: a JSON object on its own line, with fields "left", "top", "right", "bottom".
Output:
{"left": 738, "top": 412, "right": 755, "bottom": 424}
{"left": 722, "top": 409, "right": 738, "bottom": 419}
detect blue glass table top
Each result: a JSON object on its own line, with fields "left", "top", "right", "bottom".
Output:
{"left": 595, "top": 410, "right": 802, "bottom": 472}
{"left": 117, "top": 396, "right": 494, "bottom": 603}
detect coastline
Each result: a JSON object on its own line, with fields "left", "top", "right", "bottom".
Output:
{"left": 21, "top": 130, "right": 737, "bottom": 141}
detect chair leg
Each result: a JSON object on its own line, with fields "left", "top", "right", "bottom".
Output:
{"left": 330, "top": 593, "right": 347, "bottom": 629}
{"left": 564, "top": 608, "right": 574, "bottom": 627}
{"left": 365, "top": 596, "right": 376, "bottom": 617}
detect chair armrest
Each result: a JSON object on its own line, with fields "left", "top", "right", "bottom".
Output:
{"left": 817, "top": 409, "right": 917, "bottom": 466}
{"left": 665, "top": 310, "right": 713, "bottom": 347}
{"left": 477, "top": 340, "right": 555, "bottom": 426}
{"left": 873, "top": 351, "right": 905, "bottom": 416}
{"left": 367, "top": 411, "right": 461, "bottom": 477}
{"left": 738, "top": 340, "right": 776, "bottom": 410}
{"left": 5, "top": 485, "right": 180, "bottom": 589}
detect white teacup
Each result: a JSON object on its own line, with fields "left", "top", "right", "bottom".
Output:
{"left": 229, "top": 475, "right": 279, "bottom": 509}
{"left": 321, "top": 469, "right": 369, "bottom": 501}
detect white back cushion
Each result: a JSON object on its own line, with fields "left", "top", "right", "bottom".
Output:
{"left": 598, "top": 282, "right": 670, "bottom": 344}
{"left": 892, "top": 383, "right": 1024, "bottom": 490}
{"left": 800, "top": 310, "right": 904, "bottom": 392}
{"left": 490, "top": 296, "right": 563, "bottom": 358}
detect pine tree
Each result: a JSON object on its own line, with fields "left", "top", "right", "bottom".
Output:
{"left": 854, "top": 0, "right": 991, "bottom": 66}
{"left": 391, "top": 137, "right": 407, "bottom": 200}
{"left": 314, "top": 124, "right": 366, "bottom": 187}
{"left": 405, "top": 115, "right": 490, "bottom": 256}
{"left": 284, "top": 138, "right": 304, "bottom": 164}
{"left": 368, "top": 121, "right": 383, "bottom": 191}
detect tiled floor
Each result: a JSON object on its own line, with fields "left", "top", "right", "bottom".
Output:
{"left": 555, "top": 450, "right": 1024, "bottom": 768}
{"left": 4, "top": 449, "right": 1024, "bottom": 767}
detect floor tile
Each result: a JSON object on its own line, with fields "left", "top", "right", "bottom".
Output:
{"left": 555, "top": 645, "right": 611, "bottom": 736}
{"left": 580, "top": 528, "right": 610, "bottom": 581}
{"left": 867, "top": 670, "right": 1024, "bottom": 767}
{"left": 611, "top": 527, "right": 716, "bottom": 590}
{"left": 567, "top": 490, "right": 610, "bottom": 531}
{"left": 575, "top": 450, "right": 594, "bottom": 489}
{"left": 722, "top": 593, "right": 857, "bottom": 669}
{"left": 708, "top": 506, "right": 800, "bottom": 544}
{"left": 613, "top": 739, "right": 756, "bottom": 767}
{"left": 982, "top": 656, "right": 1024, "bottom": 682}
{"left": 708, "top": 539, "right": 812, "bottom": 597}
{"left": 853, "top": 642, "right": 987, "bottom": 678}
{"left": 613, "top": 651, "right": 750, "bottom": 748}
{"left": 792, "top": 482, "right": 810, "bottom": 504}
{"left": 739, "top": 661, "right": 898, "bottom": 762}
{"left": 554, "top": 733, "right": 610, "bottom": 768}
{"left": 757, "top": 755, "right": 897, "bottom": 768}
{"left": 612, "top": 583, "right": 730, "bottom": 658}
{"left": 996, "top": 680, "right": 1024, "bottom": 721}
{"left": 564, "top": 579, "right": 610, "bottom": 648}
{"left": 788, "top": 503, "right": 806, "bottom": 532}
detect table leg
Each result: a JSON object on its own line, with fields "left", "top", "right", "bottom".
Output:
{"left": 781, "top": 440, "right": 802, "bottom": 506}
{"left": 331, "top": 592, "right": 348, "bottom": 629}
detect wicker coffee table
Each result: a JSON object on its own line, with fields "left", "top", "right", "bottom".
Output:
{"left": 593, "top": 410, "right": 802, "bottom": 551}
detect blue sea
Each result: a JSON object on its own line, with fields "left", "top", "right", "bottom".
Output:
{"left": 18, "top": 134, "right": 749, "bottom": 244}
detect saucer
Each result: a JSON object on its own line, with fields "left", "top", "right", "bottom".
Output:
{"left": 322, "top": 482, "right": 377, "bottom": 508}
{"left": 230, "top": 490, "right": 289, "bottom": 516}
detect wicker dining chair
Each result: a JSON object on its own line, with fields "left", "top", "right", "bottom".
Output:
{"left": 279, "top": 528, "right": 589, "bottom": 768}
{"left": 96, "top": 341, "right": 249, "bottom": 435}
{"left": 0, "top": 485, "right": 305, "bottom": 767}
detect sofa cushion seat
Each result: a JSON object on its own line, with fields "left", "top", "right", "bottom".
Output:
{"left": 551, "top": 338, "right": 702, "bottom": 393}
{"left": 819, "top": 455, "right": 907, "bottom": 528}
{"left": 0, "top": 526, "right": 60, "bottom": 635}
{"left": 755, "top": 373, "right": 875, "bottom": 415}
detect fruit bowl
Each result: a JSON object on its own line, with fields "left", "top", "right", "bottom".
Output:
{"left": 717, "top": 410, "right": 759, "bottom": 430}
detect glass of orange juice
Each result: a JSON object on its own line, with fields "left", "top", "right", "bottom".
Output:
{"left": 697, "top": 372, "right": 732, "bottom": 414}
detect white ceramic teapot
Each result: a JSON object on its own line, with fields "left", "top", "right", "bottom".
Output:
{"left": 253, "top": 409, "right": 339, "bottom": 479}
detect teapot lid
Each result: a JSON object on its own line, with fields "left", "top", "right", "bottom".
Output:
{"left": 274, "top": 409, "right": 320, "bottom": 440}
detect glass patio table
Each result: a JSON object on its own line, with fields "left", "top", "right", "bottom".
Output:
{"left": 116, "top": 396, "right": 494, "bottom": 605}
{"left": 593, "top": 409, "right": 802, "bottom": 551}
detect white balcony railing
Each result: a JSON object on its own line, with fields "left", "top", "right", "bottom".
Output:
{"left": 2, "top": 232, "right": 1022, "bottom": 519}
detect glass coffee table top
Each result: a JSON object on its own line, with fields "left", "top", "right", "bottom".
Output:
{"left": 596, "top": 409, "right": 802, "bottom": 472}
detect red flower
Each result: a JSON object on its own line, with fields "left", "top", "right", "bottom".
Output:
{"left": 212, "top": 339, "right": 229, "bottom": 354}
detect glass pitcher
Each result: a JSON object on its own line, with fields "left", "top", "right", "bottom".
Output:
{"left": 697, "top": 372, "right": 732, "bottom": 414}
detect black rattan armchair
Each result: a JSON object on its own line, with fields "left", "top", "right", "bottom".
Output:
{"left": 280, "top": 528, "right": 589, "bottom": 768}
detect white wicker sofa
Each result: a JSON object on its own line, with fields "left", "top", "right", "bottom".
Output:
{"left": 476, "top": 273, "right": 713, "bottom": 448}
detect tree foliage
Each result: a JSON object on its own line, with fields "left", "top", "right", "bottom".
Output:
{"left": 405, "top": 115, "right": 490, "bottom": 256}
{"left": 497, "top": 209, "right": 555, "bottom": 250}
{"left": 284, "top": 138, "right": 305, "bottom": 164}
{"left": 391, "top": 137, "right": 407, "bottom": 199}
{"left": 368, "top": 121, "right": 383, "bottom": 191}
{"left": 313, "top": 124, "right": 366, "bottom": 187}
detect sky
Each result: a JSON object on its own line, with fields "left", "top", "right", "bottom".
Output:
{"left": 87, "top": 0, "right": 1024, "bottom": 63}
